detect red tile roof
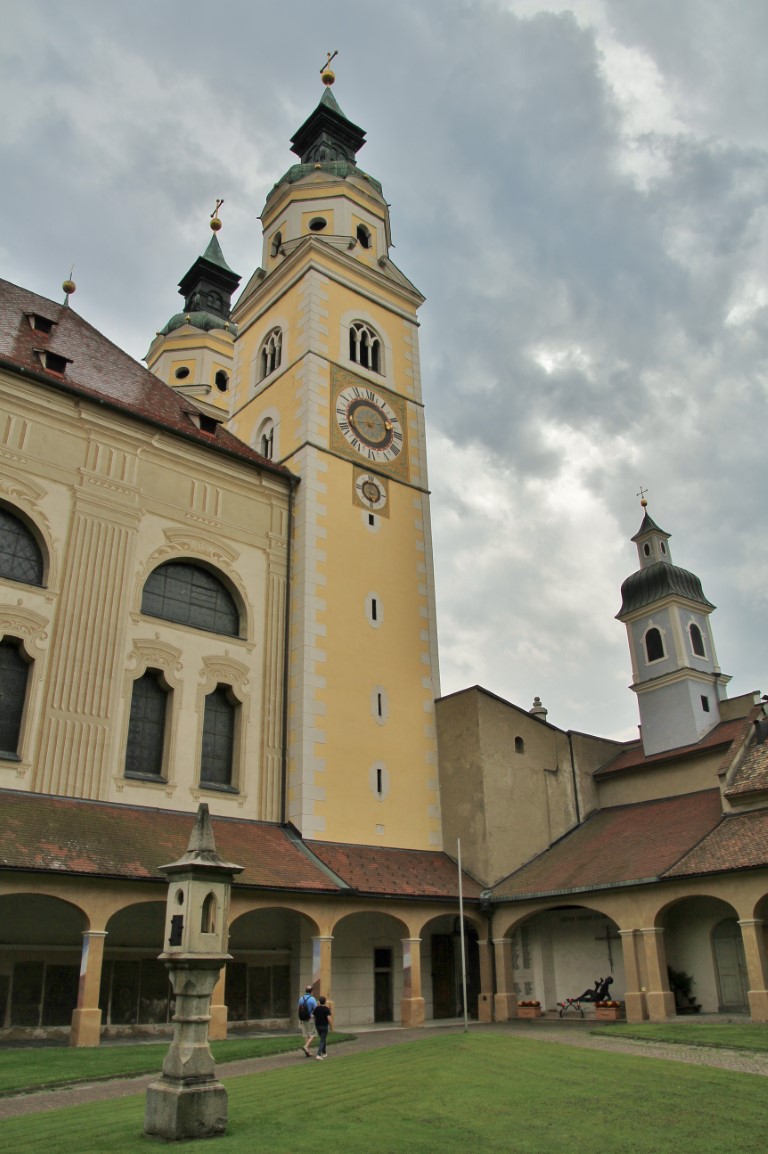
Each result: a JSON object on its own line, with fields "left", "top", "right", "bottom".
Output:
{"left": 724, "top": 720, "right": 768, "bottom": 799}
{"left": 594, "top": 718, "right": 744, "bottom": 778}
{"left": 0, "top": 279, "right": 292, "bottom": 480}
{"left": 668, "top": 807, "right": 768, "bottom": 876}
{"left": 492, "top": 790, "right": 724, "bottom": 899}
{"left": 307, "top": 840, "right": 484, "bottom": 900}
{"left": 0, "top": 790, "right": 477, "bottom": 901}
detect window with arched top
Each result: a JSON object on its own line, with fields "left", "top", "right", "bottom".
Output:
{"left": 214, "top": 370, "right": 229, "bottom": 393}
{"left": 201, "top": 892, "right": 217, "bottom": 934}
{"left": 125, "top": 669, "right": 170, "bottom": 780}
{"left": 200, "top": 684, "right": 238, "bottom": 789}
{"left": 349, "top": 321, "right": 382, "bottom": 374}
{"left": 270, "top": 230, "right": 283, "bottom": 258}
{"left": 514, "top": 736, "right": 525, "bottom": 754}
{"left": 644, "top": 626, "right": 665, "bottom": 663}
{"left": 259, "top": 421, "right": 274, "bottom": 460}
{"left": 0, "top": 506, "right": 44, "bottom": 586}
{"left": 356, "top": 224, "right": 371, "bottom": 250}
{"left": 260, "top": 328, "right": 282, "bottom": 380}
{"left": 0, "top": 637, "right": 30, "bottom": 758}
{"left": 689, "top": 623, "right": 706, "bottom": 658}
{"left": 141, "top": 561, "right": 240, "bottom": 637}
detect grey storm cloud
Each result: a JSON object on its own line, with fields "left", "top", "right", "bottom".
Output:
{"left": 1, "top": 0, "right": 767, "bottom": 739}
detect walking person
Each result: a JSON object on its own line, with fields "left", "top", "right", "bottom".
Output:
{"left": 298, "top": 985, "right": 317, "bottom": 1056}
{"left": 313, "top": 995, "right": 332, "bottom": 1060}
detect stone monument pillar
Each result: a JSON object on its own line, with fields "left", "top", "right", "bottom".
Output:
{"left": 144, "top": 803, "right": 242, "bottom": 1142}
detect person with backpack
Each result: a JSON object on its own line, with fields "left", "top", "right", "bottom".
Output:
{"left": 312, "top": 995, "right": 332, "bottom": 1060}
{"left": 298, "top": 985, "right": 318, "bottom": 1056}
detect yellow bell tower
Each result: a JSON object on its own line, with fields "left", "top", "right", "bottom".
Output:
{"left": 229, "top": 66, "right": 441, "bottom": 849}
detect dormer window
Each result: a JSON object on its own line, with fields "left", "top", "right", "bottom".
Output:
{"left": 35, "top": 349, "right": 71, "bottom": 375}
{"left": 26, "top": 313, "right": 56, "bottom": 335}
{"left": 199, "top": 415, "right": 218, "bottom": 434}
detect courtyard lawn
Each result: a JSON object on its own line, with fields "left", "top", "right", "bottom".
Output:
{"left": 591, "top": 1022, "right": 768, "bottom": 1052}
{"left": 0, "top": 1033, "right": 354, "bottom": 1096}
{"left": 0, "top": 1032, "right": 764, "bottom": 1154}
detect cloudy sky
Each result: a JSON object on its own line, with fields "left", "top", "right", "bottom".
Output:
{"left": 2, "top": 0, "right": 767, "bottom": 740}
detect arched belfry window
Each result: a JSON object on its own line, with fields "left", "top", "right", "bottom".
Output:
{"left": 260, "top": 328, "right": 282, "bottom": 380}
{"left": 258, "top": 419, "right": 275, "bottom": 461}
{"left": 645, "top": 626, "right": 665, "bottom": 663}
{"left": 0, "top": 637, "right": 30, "bottom": 758}
{"left": 349, "top": 321, "right": 382, "bottom": 374}
{"left": 356, "top": 224, "right": 371, "bottom": 250}
{"left": 141, "top": 561, "right": 240, "bottom": 637}
{"left": 689, "top": 623, "right": 706, "bottom": 658}
{"left": 0, "top": 506, "right": 44, "bottom": 586}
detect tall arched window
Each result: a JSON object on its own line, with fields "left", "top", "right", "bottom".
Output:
{"left": 349, "top": 321, "right": 382, "bottom": 374}
{"left": 125, "top": 669, "right": 169, "bottom": 779}
{"left": 201, "top": 685, "right": 237, "bottom": 789}
{"left": 0, "top": 507, "right": 44, "bottom": 586}
{"left": 141, "top": 562, "right": 240, "bottom": 637}
{"left": 0, "top": 637, "right": 30, "bottom": 758}
{"left": 514, "top": 736, "right": 525, "bottom": 754}
{"left": 260, "top": 328, "right": 282, "bottom": 380}
{"left": 645, "top": 626, "right": 665, "bottom": 663}
{"left": 356, "top": 224, "right": 371, "bottom": 249}
{"left": 689, "top": 623, "right": 706, "bottom": 658}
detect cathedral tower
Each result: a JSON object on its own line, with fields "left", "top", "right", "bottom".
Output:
{"left": 228, "top": 74, "right": 441, "bottom": 848}
{"left": 617, "top": 502, "right": 730, "bottom": 756}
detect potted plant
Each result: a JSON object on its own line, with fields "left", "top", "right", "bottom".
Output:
{"left": 594, "top": 1000, "right": 623, "bottom": 1021}
{"left": 517, "top": 1000, "right": 542, "bottom": 1019}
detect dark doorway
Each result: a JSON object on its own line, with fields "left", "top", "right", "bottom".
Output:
{"left": 431, "top": 934, "right": 456, "bottom": 1018}
{"left": 374, "top": 947, "right": 393, "bottom": 1022}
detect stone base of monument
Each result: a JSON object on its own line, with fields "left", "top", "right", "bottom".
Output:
{"left": 144, "top": 1076, "right": 228, "bottom": 1141}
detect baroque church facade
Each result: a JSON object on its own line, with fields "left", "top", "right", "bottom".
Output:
{"left": 1, "top": 74, "right": 767, "bottom": 1043}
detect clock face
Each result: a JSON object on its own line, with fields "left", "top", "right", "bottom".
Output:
{"left": 355, "top": 472, "right": 388, "bottom": 511}
{"left": 334, "top": 385, "right": 403, "bottom": 464}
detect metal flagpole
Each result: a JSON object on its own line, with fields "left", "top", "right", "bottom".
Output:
{"left": 457, "top": 838, "right": 469, "bottom": 1033}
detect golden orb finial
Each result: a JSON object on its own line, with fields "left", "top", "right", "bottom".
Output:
{"left": 210, "top": 198, "right": 224, "bottom": 232}
{"left": 320, "top": 49, "right": 338, "bottom": 86}
{"left": 637, "top": 485, "right": 649, "bottom": 508}
{"left": 62, "top": 265, "right": 76, "bottom": 303}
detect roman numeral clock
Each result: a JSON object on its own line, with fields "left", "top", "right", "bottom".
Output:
{"left": 330, "top": 367, "right": 409, "bottom": 512}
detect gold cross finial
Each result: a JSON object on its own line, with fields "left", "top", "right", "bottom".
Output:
{"left": 210, "top": 199, "right": 224, "bottom": 232}
{"left": 320, "top": 50, "right": 338, "bottom": 86}
{"left": 637, "top": 485, "right": 648, "bottom": 508}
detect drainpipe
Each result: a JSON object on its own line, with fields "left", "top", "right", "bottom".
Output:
{"left": 279, "top": 477, "right": 298, "bottom": 824}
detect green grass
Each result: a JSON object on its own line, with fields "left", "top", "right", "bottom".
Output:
{"left": 0, "top": 1033, "right": 353, "bottom": 1095}
{"left": 591, "top": 1022, "right": 768, "bottom": 1052}
{"left": 0, "top": 1032, "right": 765, "bottom": 1153}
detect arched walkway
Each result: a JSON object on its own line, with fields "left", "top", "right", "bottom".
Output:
{"left": 0, "top": 893, "right": 87, "bottom": 1032}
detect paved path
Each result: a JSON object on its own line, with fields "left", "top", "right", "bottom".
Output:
{"left": 2, "top": 1022, "right": 767, "bottom": 1121}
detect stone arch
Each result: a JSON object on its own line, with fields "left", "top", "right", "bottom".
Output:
{"left": 227, "top": 905, "right": 319, "bottom": 1027}
{"left": 0, "top": 892, "right": 88, "bottom": 1032}
{"left": 100, "top": 900, "right": 172, "bottom": 1030}
{"left": 419, "top": 912, "right": 482, "bottom": 1022}
{"left": 655, "top": 893, "right": 742, "bottom": 1014}
{"left": 499, "top": 902, "right": 624, "bottom": 1012}
{"left": 330, "top": 909, "right": 412, "bottom": 1028}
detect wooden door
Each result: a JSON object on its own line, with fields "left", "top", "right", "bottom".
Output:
{"left": 431, "top": 933, "right": 456, "bottom": 1019}
{"left": 713, "top": 918, "right": 749, "bottom": 1012}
